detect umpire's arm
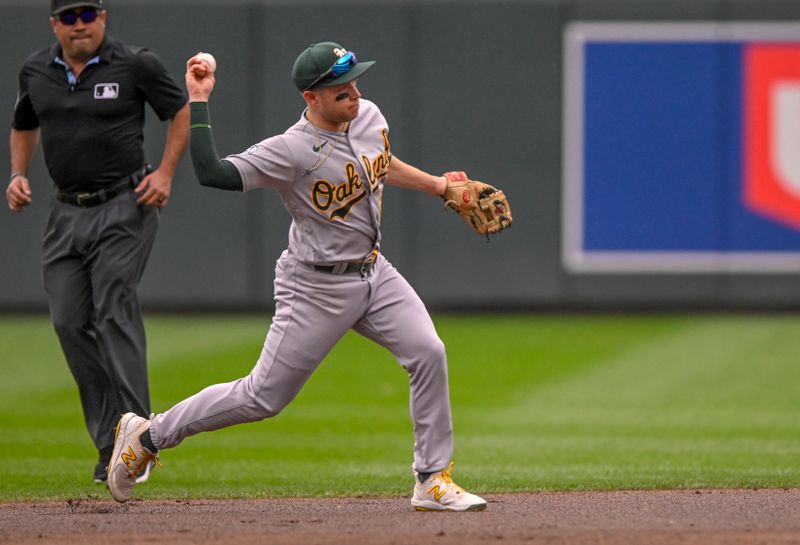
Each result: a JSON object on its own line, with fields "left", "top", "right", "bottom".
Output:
{"left": 6, "top": 128, "right": 39, "bottom": 211}
{"left": 136, "top": 103, "right": 190, "bottom": 208}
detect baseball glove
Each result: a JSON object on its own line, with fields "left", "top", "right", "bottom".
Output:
{"left": 441, "top": 171, "right": 512, "bottom": 236}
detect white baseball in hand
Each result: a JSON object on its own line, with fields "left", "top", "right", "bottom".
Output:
{"left": 196, "top": 52, "right": 217, "bottom": 73}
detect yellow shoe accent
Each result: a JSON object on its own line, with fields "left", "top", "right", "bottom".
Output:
{"left": 411, "top": 461, "right": 487, "bottom": 512}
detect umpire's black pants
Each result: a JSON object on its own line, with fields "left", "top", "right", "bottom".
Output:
{"left": 42, "top": 189, "right": 158, "bottom": 458}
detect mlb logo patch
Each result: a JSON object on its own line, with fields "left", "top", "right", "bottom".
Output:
{"left": 94, "top": 83, "right": 119, "bottom": 99}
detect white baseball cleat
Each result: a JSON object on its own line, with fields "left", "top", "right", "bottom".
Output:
{"left": 411, "top": 462, "right": 487, "bottom": 511}
{"left": 107, "top": 412, "right": 158, "bottom": 503}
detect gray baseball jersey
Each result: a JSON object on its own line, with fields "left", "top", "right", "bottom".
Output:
{"left": 149, "top": 98, "right": 454, "bottom": 473}
{"left": 229, "top": 99, "right": 388, "bottom": 262}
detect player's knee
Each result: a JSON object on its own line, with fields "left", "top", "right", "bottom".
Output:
{"left": 416, "top": 336, "right": 447, "bottom": 368}
{"left": 242, "top": 378, "right": 289, "bottom": 420}
{"left": 250, "top": 398, "right": 283, "bottom": 419}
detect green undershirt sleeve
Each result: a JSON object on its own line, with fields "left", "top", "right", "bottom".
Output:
{"left": 189, "top": 102, "right": 243, "bottom": 191}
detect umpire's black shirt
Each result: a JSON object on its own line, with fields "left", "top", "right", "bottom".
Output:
{"left": 12, "top": 35, "right": 187, "bottom": 194}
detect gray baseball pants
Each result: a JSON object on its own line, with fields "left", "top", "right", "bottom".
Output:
{"left": 43, "top": 189, "right": 158, "bottom": 455}
{"left": 150, "top": 251, "right": 454, "bottom": 473}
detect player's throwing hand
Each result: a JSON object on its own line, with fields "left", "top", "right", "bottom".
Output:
{"left": 186, "top": 53, "right": 216, "bottom": 102}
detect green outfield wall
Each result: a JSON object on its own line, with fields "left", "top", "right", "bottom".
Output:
{"left": 3, "top": 0, "right": 800, "bottom": 310}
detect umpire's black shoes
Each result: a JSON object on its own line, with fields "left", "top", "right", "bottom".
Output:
{"left": 93, "top": 461, "right": 108, "bottom": 484}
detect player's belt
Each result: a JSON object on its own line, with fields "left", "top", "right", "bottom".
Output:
{"left": 314, "top": 249, "right": 379, "bottom": 275}
{"left": 56, "top": 165, "right": 152, "bottom": 208}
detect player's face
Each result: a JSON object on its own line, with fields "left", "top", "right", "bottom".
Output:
{"left": 317, "top": 81, "right": 362, "bottom": 124}
{"left": 50, "top": 9, "right": 107, "bottom": 62}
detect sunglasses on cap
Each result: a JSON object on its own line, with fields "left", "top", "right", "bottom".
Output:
{"left": 304, "top": 51, "right": 357, "bottom": 91}
{"left": 54, "top": 8, "right": 100, "bottom": 25}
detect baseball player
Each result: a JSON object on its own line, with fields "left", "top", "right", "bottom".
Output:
{"left": 107, "top": 42, "right": 500, "bottom": 511}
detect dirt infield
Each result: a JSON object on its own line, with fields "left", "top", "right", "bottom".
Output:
{"left": 1, "top": 489, "right": 798, "bottom": 545}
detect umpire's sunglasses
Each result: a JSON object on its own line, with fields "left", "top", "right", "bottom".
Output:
{"left": 54, "top": 8, "right": 101, "bottom": 25}
{"left": 304, "top": 51, "right": 358, "bottom": 91}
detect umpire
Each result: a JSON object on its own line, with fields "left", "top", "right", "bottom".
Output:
{"left": 6, "top": 0, "right": 189, "bottom": 483}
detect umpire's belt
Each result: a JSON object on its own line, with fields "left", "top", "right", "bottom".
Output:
{"left": 314, "top": 250, "right": 379, "bottom": 275}
{"left": 56, "top": 165, "right": 152, "bottom": 208}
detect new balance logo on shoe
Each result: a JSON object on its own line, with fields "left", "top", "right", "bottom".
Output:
{"left": 411, "top": 462, "right": 487, "bottom": 512}
{"left": 121, "top": 446, "right": 137, "bottom": 468}
{"left": 428, "top": 485, "right": 446, "bottom": 501}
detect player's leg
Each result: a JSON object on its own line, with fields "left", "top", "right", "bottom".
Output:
{"left": 150, "top": 257, "right": 370, "bottom": 447}
{"left": 352, "top": 255, "right": 452, "bottom": 471}
{"left": 108, "top": 253, "right": 370, "bottom": 502}
{"left": 42, "top": 202, "right": 116, "bottom": 482}
{"left": 352, "top": 255, "right": 486, "bottom": 511}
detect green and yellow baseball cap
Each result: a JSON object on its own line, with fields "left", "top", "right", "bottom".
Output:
{"left": 292, "top": 42, "right": 375, "bottom": 91}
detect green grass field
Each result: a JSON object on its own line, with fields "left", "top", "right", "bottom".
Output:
{"left": 0, "top": 313, "right": 798, "bottom": 501}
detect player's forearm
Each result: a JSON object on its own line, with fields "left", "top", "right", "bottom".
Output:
{"left": 157, "top": 103, "right": 189, "bottom": 178}
{"left": 387, "top": 157, "right": 446, "bottom": 196}
{"left": 9, "top": 128, "right": 40, "bottom": 176}
{"left": 189, "top": 102, "right": 243, "bottom": 191}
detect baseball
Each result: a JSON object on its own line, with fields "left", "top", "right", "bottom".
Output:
{"left": 196, "top": 52, "right": 217, "bottom": 73}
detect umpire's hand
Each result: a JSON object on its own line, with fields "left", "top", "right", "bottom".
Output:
{"left": 6, "top": 175, "right": 32, "bottom": 212}
{"left": 135, "top": 169, "right": 172, "bottom": 208}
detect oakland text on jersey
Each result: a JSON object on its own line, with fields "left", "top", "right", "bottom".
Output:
{"left": 311, "top": 162, "right": 365, "bottom": 220}
{"left": 361, "top": 129, "right": 391, "bottom": 193}
{"left": 311, "top": 128, "right": 391, "bottom": 222}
